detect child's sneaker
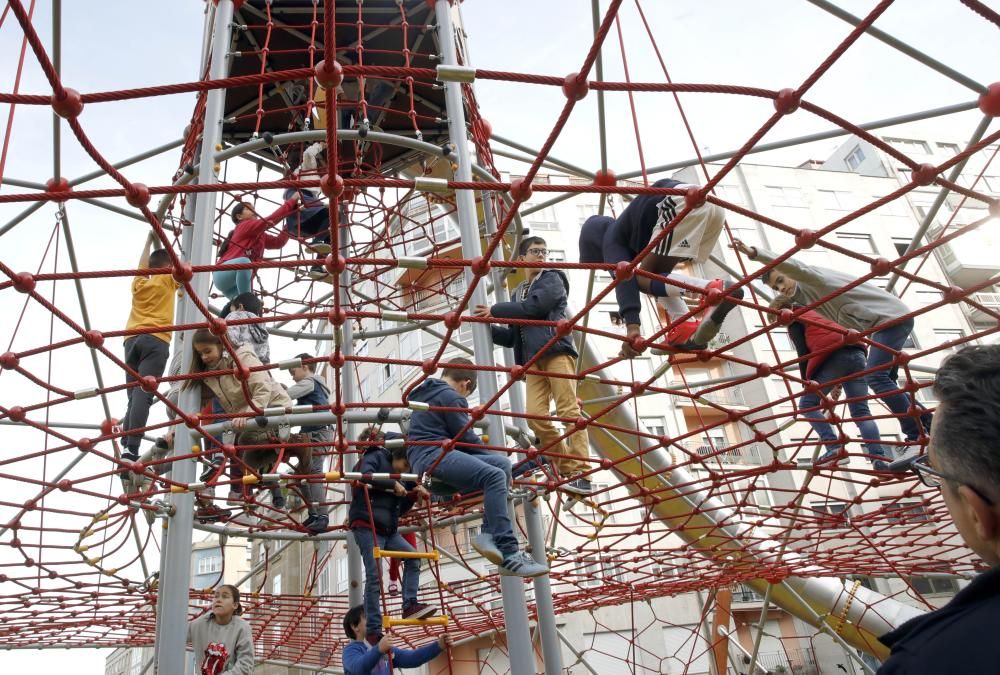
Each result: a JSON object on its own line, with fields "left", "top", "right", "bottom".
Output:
{"left": 271, "top": 488, "right": 286, "bottom": 510}
{"left": 471, "top": 533, "right": 503, "bottom": 564}
{"left": 814, "top": 448, "right": 849, "bottom": 467}
{"left": 563, "top": 478, "right": 593, "bottom": 495}
{"left": 302, "top": 513, "right": 329, "bottom": 534}
{"left": 387, "top": 581, "right": 400, "bottom": 596}
{"left": 499, "top": 551, "right": 548, "bottom": 578}
{"left": 196, "top": 504, "right": 226, "bottom": 523}
{"left": 402, "top": 602, "right": 438, "bottom": 620}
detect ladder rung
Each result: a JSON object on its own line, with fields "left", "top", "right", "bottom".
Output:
{"left": 383, "top": 616, "right": 450, "bottom": 628}
{"left": 373, "top": 547, "right": 440, "bottom": 561}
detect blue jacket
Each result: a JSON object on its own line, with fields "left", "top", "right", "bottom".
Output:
{"left": 405, "top": 378, "right": 484, "bottom": 476}
{"left": 490, "top": 269, "right": 577, "bottom": 366}
{"left": 347, "top": 434, "right": 414, "bottom": 535}
{"left": 877, "top": 565, "right": 1000, "bottom": 674}
{"left": 286, "top": 373, "right": 330, "bottom": 432}
{"left": 342, "top": 639, "right": 442, "bottom": 675}
{"left": 578, "top": 178, "right": 683, "bottom": 326}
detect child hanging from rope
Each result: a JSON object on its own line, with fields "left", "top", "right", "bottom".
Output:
{"left": 406, "top": 358, "right": 548, "bottom": 578}
{"left": 358, "top": 426, "right": 416, "bottom": 596}
{"left": 349, "top": 428, "right": 437, "bottom": 644}
{"left": 579, "top": 178, "right": 742, "bottom": 358}
{"left": 735, "top": 240, "right": 933, "bottom": 449}
{"left": 187, "top": 584, "right": 254, "bottom": 675}
{"left": 286, "top": 354, "right": 333, "bottom": 533}
{"left": 185, "top": 329, "right": 314, "bottom": 515}
{"left": 213, "top": 193, "right": 300, "bottom": 301}
{"left": 773, "top": 296, "right": 892, "bottom": 469}
{"left": 121, "top": 239, "right": 179, "bottom": 464}
{"left": 341, "top": 604, "right": 450, "bottom": 675}
{"left": 473, "top": 235, "right": 593, "bottom": 495}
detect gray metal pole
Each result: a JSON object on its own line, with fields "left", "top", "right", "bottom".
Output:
{"left": 434, "top": 2, "right": 536, "bottom": 673}
{"left": 153, "top": 1, "right": 235, "bottom": 672}
{"left": 523, "top": 495, "right": 563, "bottom": 675}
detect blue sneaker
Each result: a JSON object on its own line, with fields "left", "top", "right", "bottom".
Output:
{"left": 472, "top": 533, "right": 503, "bottom": 564}
{"left": 814, "top": 448, "right": 848, "bottom": 467}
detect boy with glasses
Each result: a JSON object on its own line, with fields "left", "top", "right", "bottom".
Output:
{"left": 878, "top": 345, "right": 1000, "bottom": 673}
{"left": 474, "top": 237, "right": 594, "bottom": 495}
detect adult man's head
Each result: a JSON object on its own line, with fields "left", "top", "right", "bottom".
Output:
{"left": 926, "top": 344, "right": 1000, "bottom": 566}
{"left": 441, "top": 357, "right": 478, "bottom": 398}
{"left": 517, "top": 236, "right": 548, "bottom": 281}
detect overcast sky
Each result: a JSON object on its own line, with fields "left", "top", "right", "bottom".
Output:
{"left": 1, "top": 0, "right": 998, "bottom": 670}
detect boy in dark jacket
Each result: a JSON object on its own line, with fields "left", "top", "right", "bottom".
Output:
{"left": 474, "top": 236, "right": 593, "bottom": 494}
{"left": 287, "top": 355, "right": 333, "bottom": 532}
{"left": 349, "top": 432, "right": 436, "bottom": 642}
{"left": 776, "top": 297, "right": 890, "bottom": 469}
{"left": 406, "top": 358, "right": 547, "bottom": 578}
{"left": 341, "top": 604, "right": 449, "bottom": 675}
{"left": 578, "top": 178, "right": 741, "bottom": 357}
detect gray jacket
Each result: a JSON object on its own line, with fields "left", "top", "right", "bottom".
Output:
{"left": 187, "top": 614, "right": 254, "bottom": 675}
{"left": 753, "top": 247, "right": 910, "bottom": 331}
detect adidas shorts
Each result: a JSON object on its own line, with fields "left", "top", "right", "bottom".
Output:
{"left": 650, "top": 192, "right": 726, "bottom": 263}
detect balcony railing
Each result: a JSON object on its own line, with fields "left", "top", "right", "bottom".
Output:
{"left": 680, "top": 441, "right": 767, "bottom": 465}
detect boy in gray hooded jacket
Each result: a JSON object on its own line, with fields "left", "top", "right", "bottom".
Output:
{"left": 287, "top": 355, "right": 333, "bottom": 532}
{"left": 736, "top": 240, "right": 932, "bottom": 450}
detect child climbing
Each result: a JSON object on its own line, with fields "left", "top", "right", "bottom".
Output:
{"left": 122, "top": 239, "right": 179, "bottom": 463}
{"left": 341, "top": 604, "right": 449, "bottom": 675}
{"left": 286, "top": 354, "right": 333, "bottom": 533}
{"left": 579, "top": 178, "right": 741, "bottom": 357}
{"left": 221, "top": 292, "right": 271, "bottom": 364}
{"left": 406, "top": 358, "right": 547, "bottom": 578}
{"left": 349, "top": 430, "right": 436, "bottom": 643}
{"left": 213, "top": 193, "right": 300, "bottom": 300}
{"left": 774, "top": 296, "right": 892, "bottom": 469}
{"left": 736, "top": 240, "right": 933, "bottom": 448}
{"left": 474, "top": 236, "right": 593, "bottom": 495}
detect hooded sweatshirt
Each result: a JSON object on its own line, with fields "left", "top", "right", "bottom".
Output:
{"left": 406, "top": 378, "right": 483, "bottom": 476}
{"left": 489, "top": 269, "right": 577, "bottom": 365}
{"left": 187, "top": 613, "right": 254, "bottom": 675}
{"left": 286, "top": 373, "right": 331, "bottom": 432}
{"left": 341, "top": 638, "right": 441, "bottom": 675}
{"left": 217, "top": 198, "right": 296, "bottom": 264}
{"left": 753, "top": 247, "right": 910, "bottom": 332}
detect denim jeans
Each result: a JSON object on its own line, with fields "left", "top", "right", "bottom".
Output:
{"left": 352, "top": 528, "right": 420, "bottom": 636}
{"left": 799, "top": 348, "right": 887, "bottom": 458}
{"left": 412, "top": 448, "right": 517, "bottom": 556}
{"left": 122, "top": 335, "right": 170, "bottom": 452}
{"left": 865, "top": 318, "right": 933, "bottom": 441}
{"left": 283, "top": 188, "right": 330, "bottom": 244}
{"left": 212, "top": 257, "right": 252, "bottom": 300}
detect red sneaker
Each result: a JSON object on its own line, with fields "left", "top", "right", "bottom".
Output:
{"left": 667, "top": 319, "right": 700, "bottom": 346}
{"left": 697, "top": 278, "right": 725, "bottom": 311}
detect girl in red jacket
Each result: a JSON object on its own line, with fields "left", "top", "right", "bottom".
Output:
{"left": 213, "top": 194, "right": 300, "bottom": 300}
{"left": 777, "top": 297, "right": 890, "bottom": 469}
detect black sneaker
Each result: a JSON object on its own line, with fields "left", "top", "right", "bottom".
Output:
{"left": 271, "top": 488, "right": 286, "bottom": 509}
{"left": 402, "top": 602, "right": 438, "bottom": 620}
{"left": 199, "top": 457, "right": 223, "bottom": 482}
{"left": 307, "top": 265, "right": 329, "bottom": 280}
{"left": 563, "top": 478, "right": 593, "bottom": 495}
{"left": 872, "top": 460, "right": 891, "bottom": 472}
{"left": 122, "top": 450, "right": 139, "bottom": 464}
{"left": 303, "top": 513, "right": 329, "bottom": 534}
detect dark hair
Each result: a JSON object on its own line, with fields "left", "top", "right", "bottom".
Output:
{"left": 296, "top": 353, "right": 315, "bottom": 372}
{"left": 932, "top": 345, "right": 1000, "bottom": 502}
{"left": 343, "top": 604, "right": 365, "bottom": 639}
{"left": 391, "top": 446, "right": 408, "bottom": 463}
{"left": 218, "top": 584, "right": 243, "bottom": 616}
{"left": 149, "top": 249, "right": 172, "bottom": 269}
{"left": 518, "top": 236, "right": 547, "bottom": 257}
{"left": 357, "top": 425, "right": 383, "bottom": 443}
{"left": 231, "top": 202, "right": 250, "bottom": 225}
{"left": 441, "top": 357, "right": 477, "bottom": 395}
{"left": 232, "top": 292, "right": 263, "bottom": 317}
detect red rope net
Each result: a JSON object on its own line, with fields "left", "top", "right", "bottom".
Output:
{"left": 1, "top": 0, "right": 999, "bottom": 672}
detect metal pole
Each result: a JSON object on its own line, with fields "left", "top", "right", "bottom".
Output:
{"left": 557, "top": 626, "right": 601, "bottom": 675}
{"left": 434, "top": 2, "right": 535, "bottom": 673}
{"left": 154, "top": 2, "right": 235, "bottom": 672}
{"left": 523, "top": 494, "right": 563, "bottom": 674}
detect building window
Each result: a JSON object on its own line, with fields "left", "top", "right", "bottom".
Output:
{"left": 767, "top": 329, "right": 793, "bottom": 351}
{"left": 764, "top": 185, "right": 806, "bottom": 208}
{"left": 812, "top": 500, "right": 851, "bottom": 528}
{"left": 984, "top": 176, "right": 1000, "bottom": 193}
{"left": 816, "top": 189, "right": 854, "bottom": 211}
{"left": 913, "top": 378, "right": 938, "bottom": 403}
{"left": 932, "top": 328, "right": 965, "bottom": 351}
{"left": 892, "top": 237, "right": 911, "bottom": 257}
{"left": 337, "top": 556, "right": 349, "bottom": 593}
{"left": 196, "top": 554, "right": 223, "bottom": 576}
{"left": 547, "top": 249, "right": 566, "bottom": 262}
{"left": 845, "top": 145, "right": 866, "bottom": 171}
{"left": 936, "top": 142, "right": 960, "bottom": 156}
{"left": 915, "top": 289, "right": 944, "bottom": 305}
{"left": 886, "top": 500, "right": 930, "bottom": 524}
{"left": 885, "top": 137, "right": 930, "bottom": 155}
{"left": 714, "top": 183, "right": 746, "bottom": 206}
{"left": 641, "top": 416, "right": 667, "bottom": 437}
{"left": 272, "top": 573, "right": 282, "bottom": 596}
{"left": 835, "top": 232, "right": 877, "bottom": 254}
{"left": 902, "top": 332, "right": 917, "bottom": 349}
{"left": 464, "top": 525, "right": 482, "bottom": 554}
{"left": 909, "top": 576, "right": 959, "bottom": 595}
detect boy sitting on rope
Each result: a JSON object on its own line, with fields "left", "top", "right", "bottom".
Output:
{"left": 579, "top": 178, "right": 741, "bottom": 358}
{"left": 406, "top": 358, "right": 548, "bottom": 578}
{"left": 735, "top": 240, "right": 933, "bottom": 449}
{"left": 349, "top": 427, "right": 437, "bottom": 644}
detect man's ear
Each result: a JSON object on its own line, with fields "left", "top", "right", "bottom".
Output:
{"left": 958, "top": 485, "right": 999, "bottom": 541}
